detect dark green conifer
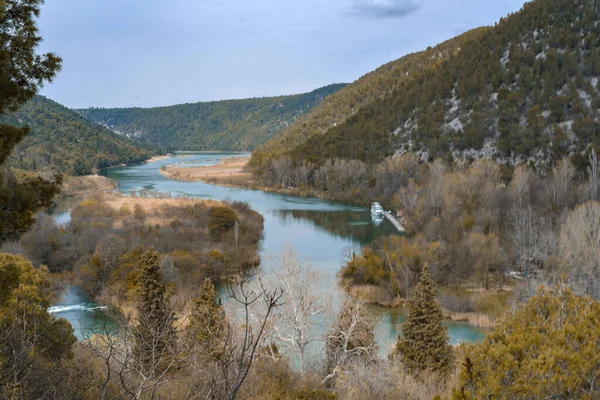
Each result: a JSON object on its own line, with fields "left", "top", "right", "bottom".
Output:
{"left": 187, "top": 278, "right": 227, "bottom": 359}
{"left": 0, "top": 0, "right": 62, "bottom": 244}
{"left": 134, "top": 248, "right": 176, "bottom": 375}
{"left": 395, "top": 263, "right": 454, "bottom": 376}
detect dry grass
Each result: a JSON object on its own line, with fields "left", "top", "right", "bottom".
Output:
{"left": 161, "top": 156, "right": 253, "bottom": 184}
{"left": 61, "top": 175, "right": 116, "bottom": 196}
{"left": 102, "top": 194, "right": 221, "bottom": 213}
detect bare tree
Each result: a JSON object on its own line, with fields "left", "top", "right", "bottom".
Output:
{"left": 510, "top": 205, "right": 557, "bottom": 273}
{"left": 588, "top": 148, "right": 599, "bottom": 201}
{"left": 322, "top": 300, "right": 378, "bottom": 386}
{"left": 546, "top": 158, "right": 576, "bottom": 211}
{"left": 510, "top": 165, "right": 536, "bottom": 208}
{"left": 81, "top": 307, "right": 188, "bottom": 400}
{"left": 560, "top": 201, "right": 600, "bottom": 298}
{"left": 206, "top": 276, "right": 284, "bottom": 400}
{"left": 268, "top": 246, "right": 326, "bottom": 373}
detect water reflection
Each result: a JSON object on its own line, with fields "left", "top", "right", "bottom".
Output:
{"left": 272, "top": 209, "right": 398, "bottom": 245}
{"left": 371, "top": 213, "right": 385, "bottom": 227}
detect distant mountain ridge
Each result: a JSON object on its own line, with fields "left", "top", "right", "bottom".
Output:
{"left": 77, "top": 84, "right": 347, "bottom": 152}
{"left": 3, "top": 96, "right": 152, "bottom": 175}
{"left": 258, "top": 0, "right": 600, "bottom": 169}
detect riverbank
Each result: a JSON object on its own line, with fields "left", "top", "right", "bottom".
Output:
{"left": 159, "top": 155, "right": 376, "bottom": 205}
{"left": 348, "top": 283, "right": 510, "bottom": 329}
{"left": 60, "top": 175, "right": 117, "bottom": 197}
{"left": 160, "top": 155, "right": 256, "bottom": 187}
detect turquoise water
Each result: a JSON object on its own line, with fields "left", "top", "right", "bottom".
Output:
{"left": 53, "top": 152, "right": 485, "bottom": 353}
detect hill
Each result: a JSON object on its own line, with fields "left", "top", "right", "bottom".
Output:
{"left": 269, "top": 0, "right": 600, "bottom": 168}
{"left": 77, "top": 84, "right": 346, "bottom": 152}
{"left": 250, "top": 28, "right": 489, "bottom": 168}
{"left": 2, "top": 96, "right": 153, "bottom": 175}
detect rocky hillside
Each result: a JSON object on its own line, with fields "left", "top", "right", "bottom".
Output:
{"left": 250, "top": 28, "right": 488, "bottom": 168}
{"left": 77, "top": 84, "right": 346, "bottom": 152}
{"left": 270, "top": 0, "right": 600, "bottom": 168}
{"left": 3, "top": 96, "right": 152, "bottom": 175}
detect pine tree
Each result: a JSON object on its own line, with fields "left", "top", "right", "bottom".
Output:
{"left": 187, "top": 278, "right": 227, "bottom": 359}
{"left": 0, "top": 0, "right": 62, "bottom": 244}
{"left": 453, "top": 285, "right": 600, "bottom": 399}
{"left": 134, "top": 248, "right": 176, "bottom": 376}
{"left": 395, "top": 263, "right": 454, "bottom": 376}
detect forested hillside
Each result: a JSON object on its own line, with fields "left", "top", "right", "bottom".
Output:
{"left": 268, "top": 0, "right": 600, "bottom": 168}
{"left": 2, "top": 96, "right": 153, "bottom": 175}
{"left": 78, "top": 84, "right": 346, "bottom": 151}
{"left": 250, "top": 28, "right": 488, "bottom": 168}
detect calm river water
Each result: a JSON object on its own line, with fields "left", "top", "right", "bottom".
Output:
{"left": 50, "top": 153, "right": 484, "bottom": 356}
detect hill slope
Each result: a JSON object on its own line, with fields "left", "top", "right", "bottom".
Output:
{"left": 77, "top": 84, "right": 346, "bottom": 152}
{"left": 250, "top": 28, "right": 489, "bottom": 168}
{"left": 282, "top": 0, "right": 600, "bottom": 167}
{"left": 3, "top": 96, "right": 153, "bottom": 175}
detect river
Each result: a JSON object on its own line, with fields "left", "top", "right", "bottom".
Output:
{"left": 49, "top": 152, "right": 484, "bottom": 356}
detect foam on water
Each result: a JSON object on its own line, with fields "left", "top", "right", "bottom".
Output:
{"left": 48, "top": 304, "right": 108, "bottom": 314}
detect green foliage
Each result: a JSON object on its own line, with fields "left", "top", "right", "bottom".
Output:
{"left": 0, "top": 0, "right": 63, "bottom": 245}
{"left": 134, "top": 248, "right": 177, "bottom": 375}
{"left": 395, "top": 264, "right": 455, "bottom": 376}
{"left": 1, "top": 96, "right": 153, "bottom": 175}
{"left": 341, "top": 248, "right": 386, "bottom": 285}
{"left": 0, "top": 168, "right": 61, "bottom": 243}
{"left": 209, "top": 206, "right": 238, "bottom": 241}
{"left": 78, "top": 84, "right": 346, "bottom": 152}
{"left": 187, "top": 278, "right": 227, "bottom": 359}
{"left": 454, "top": 285, "right": 600, "bottom": 399}
{"left": 0, "top": 0, "right": 62, "bottom": 114}
{"left": 0, "top": 253, "right": 77, "bottom": 397}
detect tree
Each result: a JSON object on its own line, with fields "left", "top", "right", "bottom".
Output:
{"left": 209, "top": 276, "right": 285, "bottom": 400}
{"left": 271, "top": 246, "right": 325, "bottom": 373}
{"left": 560, "top": 201, "right": 600, "bottom": 298}
{"left": 0, "top": 253, "right": 77, "bottom": 398}
{"left": 395, "top": 263, "right": 454, "bottom": 376}
{"left": 134, "top": 248, "right": 176, "bottom": 378}
{"left": 324, "top": 300, "right": 378, "bottom": 384}
{"left": 454, "top": 285, "right": 600, "bottom": 399}
{"left": 209, "top": 206, "right": 238, "bottom": 241}
{"left": 187, "top": 278, "right": 227, "bottom": 360}
{"left": 0, "top": 0, "right": 62, "bottom": 244}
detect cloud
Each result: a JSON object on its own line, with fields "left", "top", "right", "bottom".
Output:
{"left": 348, "top": 0, "right": 420, "bottom": 18}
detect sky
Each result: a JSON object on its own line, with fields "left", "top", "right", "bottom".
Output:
{"left": 37, "top": 0, "right": 528, "bottom": 109}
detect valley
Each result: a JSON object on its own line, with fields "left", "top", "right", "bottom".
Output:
{"left": 3, "top": 0, "right": 600, "bottom": 398}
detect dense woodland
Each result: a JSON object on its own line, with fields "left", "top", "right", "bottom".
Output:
{"left": 254, "top": 0, "right": 600, "bottom": 170}
{"left": 78, "top": 84, "right": 346, "bottom": 152}
{"left": 341, "top": 153, "right": 600, "bottom": 304}
{"left": 250, "top": 28, "right": 487, "bottom": 169}
{"left": 1, "top": 96, "right": 153, "bottom": 175}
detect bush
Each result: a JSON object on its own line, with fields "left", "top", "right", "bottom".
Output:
{"left": 208, "top": 206, "right": 238, "bottom": 241}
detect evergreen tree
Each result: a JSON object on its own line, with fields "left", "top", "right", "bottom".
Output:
{"left": 0, "top": 253, "right": 77, "bottom": 397}
{"left": 134, "top": 248, "right": 176, "bottom": 376}
{"left": 453, "top": 285, "right": 600, "bottom": 399}
{"left": 395, "top": 263, "right": 454, "bottom": 376}
{"left": 0, "top": 0, "right": 62, "bottom": 244}
{"left": 187, "top": 278, "right": 227, "bottom": 359}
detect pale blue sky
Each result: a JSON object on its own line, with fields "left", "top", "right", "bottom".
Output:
{"left": 37, "top": 0, "right": 527, "bottom": 108}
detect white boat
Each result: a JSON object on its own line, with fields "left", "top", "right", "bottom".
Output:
{"left": 371, "top": 202, "right": 384, "bottom": 216}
